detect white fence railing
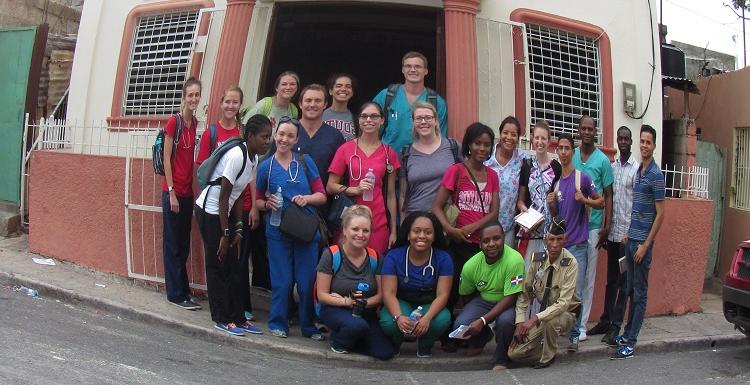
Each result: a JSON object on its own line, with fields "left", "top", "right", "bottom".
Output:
{"left": 662, "top": 164, "right": 710, "bottom": 199}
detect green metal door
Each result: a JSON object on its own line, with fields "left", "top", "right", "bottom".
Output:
{"left": 696, "top": 140, "right": 727, "bottom": 278}
{"left": 0, "top": 27, "right": 37, "bottom": 204}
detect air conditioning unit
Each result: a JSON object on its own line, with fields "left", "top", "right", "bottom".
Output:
{"left": 662, "top": 43, "right": 686, "bottom": 78}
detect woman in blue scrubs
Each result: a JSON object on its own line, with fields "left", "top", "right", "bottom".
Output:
{"left": 256, "top": 117, "right": 327, "bottom": 340}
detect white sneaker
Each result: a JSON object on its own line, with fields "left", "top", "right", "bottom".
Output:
{"left": 579, "top": 330, "right": 588, "bottom": 341}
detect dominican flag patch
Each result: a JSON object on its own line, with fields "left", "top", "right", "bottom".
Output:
{"left": 510, "top": 275, "right": 524, "bottom": 286}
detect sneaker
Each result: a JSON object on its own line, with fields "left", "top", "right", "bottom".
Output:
{"left": 315, "top": 321, "right": 329, "bottom": 333}
{"left": 578, "top": 330, "right": 588, "bottom": 341}
{"left": 237, "top": 321, "right": 263, "bottom": 335}
{"left": 492, "top": 363, "right": 509, "bottom": 371}
{"left": 244, "top": 311, "right": 256, "bottom": 322}
{"left": 587, "top": 322, "right": 610, "bottom": 335}
{"left": 330, "top": 345, "right": 348, "bottom": 354}
{"left": 610, "top": 345, "right": 634, "bottom": 360}
{"left": 214, "top": 322, "right": 246, "bottom": 336}
{"left": 567, "top": 337, "right": 579, "bottom": 352}
{"left": 169, "top": 299, "right": 200, "bottom": 311}
{"left": 416, "top": 347, "right": 433, "bottom": 358}
{"left": 270, "top": 329, "right": 288, "bottom": 338}
{"left": 309, "top": 333, "right": 326, "bottom": 341}
{"left": 613, "top": 335, "right": 629, "bottom": 347}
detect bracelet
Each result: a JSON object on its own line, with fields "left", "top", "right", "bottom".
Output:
{"left": 235, "top": 220, "right": 243, "bottom": 228}
{"left": 234, "top": 227, "right": 243, "bottom": 234}
{"left": 480, "top": 316, "right": 487, "bottom": 326}
{"left": 393, "top": 314, "right": 401, "bottom": 323}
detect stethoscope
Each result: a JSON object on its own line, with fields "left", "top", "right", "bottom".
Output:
{"left": 269, "top": 153, "right": 301, "bottom": 184}
{"left": 348, "top": 139, "right": 394, "bottom": 180}
{"left": 403, "top": 246, "right": 435, "bottom": 283}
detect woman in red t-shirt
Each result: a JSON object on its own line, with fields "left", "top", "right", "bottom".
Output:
{"left": 431, "top": 122, "right": 499, "bottom": 323}
{"left": 195, "top": 86, "right": 244, "bottom": 165}
{"left": 162, "top": 77, "right": 202, "bottom": 310}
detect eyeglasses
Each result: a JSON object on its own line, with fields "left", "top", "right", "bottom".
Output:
{"left": 359, "top": 114, "right": 382, "bottom": 121}
{"left": 403, "top": 64, "right": 424, "bottom": 71}
{"left": 413, "top": 115, "right": 435, "bottom": 123}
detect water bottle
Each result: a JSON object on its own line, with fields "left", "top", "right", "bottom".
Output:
{"left": 270, "top": 186, "right": 283, "bottom": 226}
{"left": 362, "top": 168, "right": 375, "bottom": 202}
{"left": 351, "top": 282, "right": 370, "bottom": 318}
{"left": 14, "top": 285, "right": 38, "bottom": 297}
{"left": 404, "top": 306, "right": 423, "bottom": 339}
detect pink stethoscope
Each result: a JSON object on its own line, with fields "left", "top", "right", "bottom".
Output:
{"left": 348, "top": 139, "right": 393, "bottom": 180}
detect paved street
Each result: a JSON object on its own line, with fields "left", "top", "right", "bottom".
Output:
{"left": 1, "top": 286, "right": 748, "bottom": 385}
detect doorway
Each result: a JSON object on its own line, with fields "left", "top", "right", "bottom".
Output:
{"left": 260, "top": 2, "right": 444, "bottom": 110}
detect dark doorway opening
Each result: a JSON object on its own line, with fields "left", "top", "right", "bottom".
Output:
{"left": 260, "top": 2, "right": 444, "bottom": 110}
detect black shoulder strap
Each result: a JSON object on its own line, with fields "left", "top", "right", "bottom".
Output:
{"left": 381, "top": 84, "right": 400, "bottom": 134}
{"left": 461, "top": 163, "right": 486, "bottom": 214}
{"left": 426, "top": 87, "right": 438, "bottom": 110}
{"left": 237, "top": 143, "right": 248, "bottom": 182}
{"left": 448, "top": 137, "right": 460, "bottom": 164}
{"left": 173, "top": 113, "right": 182, "bottom": 145}
{"left": 400, "top": 144, "right": 411, "bottom": 180}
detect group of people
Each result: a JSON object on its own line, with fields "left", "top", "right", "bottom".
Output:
{"left": 159, "top": 50, "right": 665, "bottom": 369}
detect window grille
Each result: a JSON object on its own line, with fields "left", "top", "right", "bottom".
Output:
{"left": 122, "top": 11, "right": 199, "bottom": 116}
{"left": 525, "top": 24, "right": 602, "bottom": 143}
{"left": 733, "top": 127, "right": 750, "bottom": 210}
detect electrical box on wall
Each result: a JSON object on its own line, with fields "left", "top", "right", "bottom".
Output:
{"left": 623, "top": 82, "right": 636, "bottom": 114}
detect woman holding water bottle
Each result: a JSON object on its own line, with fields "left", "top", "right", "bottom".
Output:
{"left": 379, "top": 211, "right": 453, "bottom": 358}
{"left": 327, "top": 102, "right": 400, "bottom": 254}
{"left": 256, "top": 117, "right": 327, "bottom": 340}
{"left": 315, "top": 205, "right": 395, "bottom": 359}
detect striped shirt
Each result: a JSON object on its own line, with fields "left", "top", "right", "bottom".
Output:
{"left": 608, "top": 154, "right": 639, "bottom": 242}
{"left": 628, "top": 159, "right": 665, "bottom": 241}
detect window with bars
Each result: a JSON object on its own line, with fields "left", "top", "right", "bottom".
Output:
{"left": 525, "top": 24, "right": 602, "bottom": 143}
{"left": 122, "top": 11, "right": 198, "bottom": 116}
{"left": 733, "top": 127, "right": 750, "bottom": 211}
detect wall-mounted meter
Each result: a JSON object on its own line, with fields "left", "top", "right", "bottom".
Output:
{"left": 623, "top": 82, "right": 636, "bottom": 114}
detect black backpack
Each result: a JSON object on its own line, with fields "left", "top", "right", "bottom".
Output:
{"left": 153, "top": 113, "right": 191, "bottom": 175}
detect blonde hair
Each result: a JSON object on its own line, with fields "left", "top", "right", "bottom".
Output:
{"left": 411, "top": 101, "right": 440, "bottom": 139}
{"left": 341, "top": 205, "right": 373, "bottom": 231}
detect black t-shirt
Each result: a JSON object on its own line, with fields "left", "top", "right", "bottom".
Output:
{"left": 316, "top": 246, "right": 382, "bottom": 298}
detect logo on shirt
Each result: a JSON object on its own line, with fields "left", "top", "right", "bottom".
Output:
{"left": 476, "top": 280, "right": 487, "bottom": 288}
{"left": 510, "top": 275, "right": 524, "bottom": 286}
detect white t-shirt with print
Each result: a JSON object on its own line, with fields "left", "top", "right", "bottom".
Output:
{"left": 195, "top": 145, "right": 258, "bottom": 215}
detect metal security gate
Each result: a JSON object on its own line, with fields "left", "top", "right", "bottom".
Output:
{"left": 124, "top": 131, "right": 206, "bottom": 290}
{"left": 697, "top": 140, "right": 727, "bottom": 278}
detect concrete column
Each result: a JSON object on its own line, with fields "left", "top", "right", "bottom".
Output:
{"left": 207, "top": 0, "right": 256, "bottom": 123}
{"left": 444, "top": 0, "right": 480, "bottom": 140}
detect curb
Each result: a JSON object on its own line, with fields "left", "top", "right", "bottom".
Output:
{"left": 2, "top": 271, "right": 747, "bottom": 371}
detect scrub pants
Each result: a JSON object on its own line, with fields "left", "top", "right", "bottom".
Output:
{"left": 162, "top": 192, "right": 193, "bottom": 303}
{"left": 267, "top": 236, "right": 319, "bottom": 336}
{"left": 379, "top": 300, "right": 452, "bottom": 353}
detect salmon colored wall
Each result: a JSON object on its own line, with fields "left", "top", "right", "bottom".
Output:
{"left": 28, "top": 151, "right": 206, "bottom": 286}
{"left": 667, "top": 68, "right": 750, "bottom": 279}
{"left": 589, "top": 198, "right": 714, "bottom": 317}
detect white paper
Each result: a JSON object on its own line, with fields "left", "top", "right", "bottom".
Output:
{"left": 515, "top": 208, "right": 544, "bottom": 231}
{"left": 32, "top": 258, "right": 56, "bottom": 266}
{"left": 619, "top": 256, "right": 628, "bottom": 274}
{"left": 449, "top": 324, "right": 472, "bottom": 340}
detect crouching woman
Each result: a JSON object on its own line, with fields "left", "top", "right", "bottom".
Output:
{"left": 315, "top": 205, "right": 395, "bottom": 360}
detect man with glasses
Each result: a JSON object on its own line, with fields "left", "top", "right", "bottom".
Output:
{"left": 373, "top": 51, "right": 448, "bottom": 153}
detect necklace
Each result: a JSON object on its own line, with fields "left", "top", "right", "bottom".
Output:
{"left": 179, "top": 114, "right": 191, "bottom": 149}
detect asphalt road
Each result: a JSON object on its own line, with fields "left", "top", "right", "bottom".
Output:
{"left": 1, "top": 285, "right": 748, "bottom": 385}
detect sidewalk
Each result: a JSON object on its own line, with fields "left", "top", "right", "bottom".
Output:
{"left": 0, "top": 234, "right": 745, "bottom": 371}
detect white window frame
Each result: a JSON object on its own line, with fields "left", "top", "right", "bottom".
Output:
{"left": 122, "top": 10, "right": 199, "bottom": 116}
{"left": 733, "top": 127, "right": 750, "bottom": 211}
{"left": 525, "top": 23, "right": 602, "bottom": 143}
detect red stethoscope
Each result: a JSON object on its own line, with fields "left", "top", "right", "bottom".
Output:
{"left": 348, "top": 139, "right": 394, "bottom": 180}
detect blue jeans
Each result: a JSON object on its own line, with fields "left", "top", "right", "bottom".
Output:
{"left": 623, "top": 239, "right": 653, "bottom": 347}
{"left": 162, "top": 191, "right": 193, "bottom": 303}
{"left": 267, "top": 237, "right": 318, "bottom": 336}
{"left": 320, "top": 306, "right": 395, "bottom": 360}
{"left": 566, "top": 241, "right": 588, "bottom": 339}
{"left": 453, "top": 297, "right": 516, "bottom": 365}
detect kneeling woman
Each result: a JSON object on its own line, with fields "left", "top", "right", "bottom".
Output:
{"left": 315, "top": 205, "right": 395, "bottom": 360}
{"left": 379, "top": 212, "right": 453, "bottom": 358}
{"left": 194, "top": 112, "right": 271, "bottom": 336}
{"left": 256, "top": 117, "right": 327, "bottom": 340}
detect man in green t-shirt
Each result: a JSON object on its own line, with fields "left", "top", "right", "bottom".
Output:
{"left": 452, "top": 222, "right": 526, "bottom": 371}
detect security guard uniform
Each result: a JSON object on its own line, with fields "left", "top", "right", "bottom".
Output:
{"left": 508, "top": 249, "right": 580, "bottom": 365}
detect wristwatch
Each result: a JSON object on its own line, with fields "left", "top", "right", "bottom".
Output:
{"left": 168, "top": 185, "right": 174, "bottom": 192}
{"left": 223, "top": 228, "right": 231, "bottom": 237}
{"left": 393, "top": 314, "right": 401, "bottom": 323}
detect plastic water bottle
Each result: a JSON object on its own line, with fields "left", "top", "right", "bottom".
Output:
{"left": 404, "top": 306, "right": 423, "bottom": 338}
{"left": 270, "top": 186, "right": 283, "bottom": 226}
{"left": 14, "top": 285, "right": 38, "bottom": 297}
{"left": 362, "top": 168, "right": 375, "bottom": 202}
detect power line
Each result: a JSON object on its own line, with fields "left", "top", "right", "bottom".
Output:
{"left": 664, "top": 0, "right": 745, "bottom": 32}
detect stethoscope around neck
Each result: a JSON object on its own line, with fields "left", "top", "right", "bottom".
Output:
{"left": 348, "top": 139, "right": 394, "bottom": 180}
{"left": 403, "top": 246, "right": 435, "bottom": 283}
